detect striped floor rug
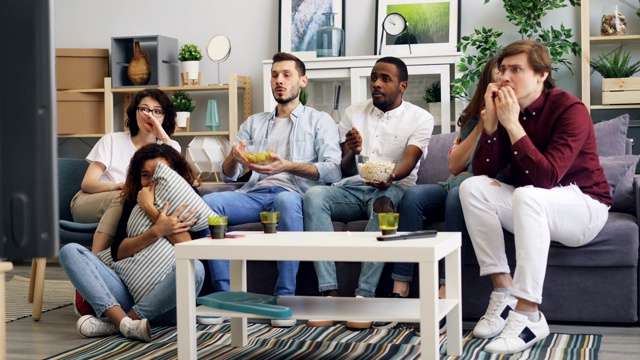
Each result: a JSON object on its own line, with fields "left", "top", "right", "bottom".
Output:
{"left": 5, "top": 275, "right": 75, "bottom": 322}
{"left": 47, "top": 322, "right": 600, "bottom": 359}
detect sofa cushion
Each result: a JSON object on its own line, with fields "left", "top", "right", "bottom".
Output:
{"left": 417, "top": 132, "right": 459, "bottom": 185}
{"left": 594, "top": 114, "right": 629, "bottom": 156}
{"left": 600, "top": 155, "right": 640, "bottom": 214}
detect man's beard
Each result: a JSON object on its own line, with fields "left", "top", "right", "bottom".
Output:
{"left": 372, "top": 94, "right": 396, "bottom": 111}
{"left": 274, "top": 88, "right": 299, "bottom": 104}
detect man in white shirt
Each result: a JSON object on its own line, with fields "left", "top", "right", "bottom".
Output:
{"left": 303, "top": 57, "right": 434, "bottom": 329}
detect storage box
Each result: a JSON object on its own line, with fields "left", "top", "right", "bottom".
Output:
{"left": 57, "top": 92, "right": 104, "bottom": 135}
{"left": 111, "top": 35, "right": 179, "bottom": 87}
{"left": 56, "top": 49, "right": 109, "bottom": 90}
{"left": 602, "top": 77, "right": 640, "bottom": 105}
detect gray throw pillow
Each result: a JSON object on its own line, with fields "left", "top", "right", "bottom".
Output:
{"left": 600, "top": 155, "right": 639, "bottom": 214}
{"left": 594, "top": 114, "right": 629, "bottom": 157}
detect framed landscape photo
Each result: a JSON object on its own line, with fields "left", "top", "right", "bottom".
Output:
{"left": 375, "top": 0, "right": 459, "bottom": 56}
{"left": 279, "top": 0, "right": 344, "bottom": 59}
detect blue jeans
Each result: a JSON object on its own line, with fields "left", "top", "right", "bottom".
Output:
{"left": 392, "top": 185, "right": 470, "bottom": 284}
{"left": 202, "top": 186, "right": 303, "bottom": 296}
{"left": 304, "top": 183, "right": 405, "bottom": 297}
{"left": 59, "top": 243, "right": 204, "bottom": 325}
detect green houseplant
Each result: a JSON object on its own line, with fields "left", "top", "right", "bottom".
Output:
{"left": 590, "top": 46, "right": 640, "bottom": 78}
{"left": 423, "top": 81, "right": 441, "bottom": 103}
{"left": 171, "top": 91, "right": 196, "bottom": 112}
{"left": 178, "top": 44, "right": 203, "bottom": 83}
{"left": 451, "top": 0, "right": 581, "bottom": 99}
{"left": 591, "top": 46, "right": 640, "bottom": 105}
{"left": 178, "top": 44, "right": 203, "bottom": 61}
{"left": 171, "top": 91, "right": 195, "bottom": 129}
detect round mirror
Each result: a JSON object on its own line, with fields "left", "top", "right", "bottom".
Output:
{"left": 207, "top": 35, "right": 231, "bottom": 62}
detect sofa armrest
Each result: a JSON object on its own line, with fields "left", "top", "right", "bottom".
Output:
{"left": 634, "top": 177, "right": 640, "bottom": 224}
{"left": 199, "top": 183, "right": 246, "bottom": 196}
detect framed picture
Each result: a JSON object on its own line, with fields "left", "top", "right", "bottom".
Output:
{"left": 375, "top": 0, "right": 459, "bottom": 56}
{"left": 278, "top": 0, "right": 345, "bottom": 59}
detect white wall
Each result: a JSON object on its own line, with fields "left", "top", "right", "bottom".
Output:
{"left": 55, "top": 0, "right": 583, "bottom": 108}
{"left": 54, "top": 0, "right": 583, "bottom": 156}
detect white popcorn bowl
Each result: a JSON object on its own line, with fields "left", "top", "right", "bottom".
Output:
{"left": 355, "top": 154, "right": 397, "bottom": 182}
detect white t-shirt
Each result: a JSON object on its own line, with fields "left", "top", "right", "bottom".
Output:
{"left": 337, "top": 99, "right": 434, "bottom": 189}
{"left": 86, "top": 132, "right": 181, "bottom": 184}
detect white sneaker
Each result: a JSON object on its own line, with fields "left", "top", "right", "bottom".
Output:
{"left": 473, "top": 291, "right": 518, "bottom": 339}
{"left": 196, "top": 316, "right": 230, "bottom": 325}
{"left": 484, "top": 311, "right": 550, "bottom": 354}
{"left": 271, "top": 318, "right": 297, "bottom": 327}
{"left": 120, "top": 317, "right": 151, "bottom": 342}
{"left": 76, "top": 315, "right": 118, "bottom": 338}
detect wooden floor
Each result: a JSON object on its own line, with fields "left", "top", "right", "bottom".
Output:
{"left": 4, "top": 262, "right": 640, "bottom": 359}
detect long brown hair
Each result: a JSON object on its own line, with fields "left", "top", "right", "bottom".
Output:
{"left": 121, "top": 144, "right": 197, "bottom": 204}
{"left": 457, "top": 56, "right": 500, "bottom": 130}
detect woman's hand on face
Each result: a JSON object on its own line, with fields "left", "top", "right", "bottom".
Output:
{"left": 140, "top": 111, "right": 170, "bottom": 141}
{"left": 153, "top": 202, "right": 197, "bottom": 237}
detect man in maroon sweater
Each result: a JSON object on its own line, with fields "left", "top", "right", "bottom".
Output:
{"left": 459, "top": 40, "right": 612, "bottom": 354}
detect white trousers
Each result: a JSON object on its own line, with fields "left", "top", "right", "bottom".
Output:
{"left": 459, "top": 175, "right": 609, "bottom": 304}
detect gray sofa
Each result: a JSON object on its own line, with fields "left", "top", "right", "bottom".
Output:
{"left": 200, "top": 115, "right": 640, "bottom": 324}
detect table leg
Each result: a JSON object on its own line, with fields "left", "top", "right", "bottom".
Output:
{"left": 1, "top": 261, "right": 14, "bottom": 360}
{"left": 418, "top": 260, "right": 439, "bottom": 359}
{"left": 229, "top": 260, "right": 247, "bottom": 348}
{"left": 445, "top": 243, "right": 462, "bottom": 355}
{"left": 176, "top": 258, "right": 196, "bottom": 360}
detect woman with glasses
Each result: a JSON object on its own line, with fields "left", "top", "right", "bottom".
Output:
{"left": 70, "top": 88, "right": 180, "bottom": 254}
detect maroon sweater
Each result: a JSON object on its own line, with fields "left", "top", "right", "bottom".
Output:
{"left": 473, "top": 88, "right": 612, "bottom": 206}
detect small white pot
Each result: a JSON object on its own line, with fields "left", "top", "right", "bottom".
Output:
{"left": 176, "top": 111, "right": 190, "bottom": 128}
{"left": 181, "top": 61, "right": 200, "bottom": 80}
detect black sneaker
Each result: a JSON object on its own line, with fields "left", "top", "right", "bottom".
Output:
{"left": 372, "top": 293, "right": 405, "bottom": 329}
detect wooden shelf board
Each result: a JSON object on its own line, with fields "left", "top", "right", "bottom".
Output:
{"left": 57, "top": 133, "right": 105, "bottom": 138}
{"left": 111, "top": 84, "right": 247, "bottom": 93}
{"left": 591, "top": 104, "right": 640, "bottom": 110}
{"left": 172, "top": 131, "right": 230, "bottom": 136}
{"left": 57, "top": 88, "right": 105, "bottom": 93}
{"left": 590, "top": 35, "right": 640, "bottom": 43}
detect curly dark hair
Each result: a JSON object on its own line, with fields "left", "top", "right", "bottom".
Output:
{"left": 125, "top": 88, "right": 177, "bottom": 136}
{"left": 121, "top": 144, "right": 196, "bottom": 204}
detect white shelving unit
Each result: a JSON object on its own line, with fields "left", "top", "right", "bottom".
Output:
{"left": 262, "top": 54, "right": 462, "bottom": 133}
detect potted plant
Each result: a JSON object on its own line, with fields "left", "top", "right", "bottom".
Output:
{"left": 171, "top": 91, "right": 195, "bottom": 129}
{"left": 451, "top": 0, "right": 581, "bottom": 99}
{"left": 178, "top": 43, "right": 203, "bottom": 83}
{"left": 423, "top": 81, "right": 441, "bottom": 124}
{"left": 590, "top": 46, "right": 640, "bottom": 105}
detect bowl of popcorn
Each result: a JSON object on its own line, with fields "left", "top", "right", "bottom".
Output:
{"left": 355, "top": 154, "right": 397, "bottom": 182}
{"left": 243, "top": 139, "right": 278, "bottom": 165}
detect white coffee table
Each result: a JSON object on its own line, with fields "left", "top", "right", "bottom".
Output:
{"left": 175, "top": 231, "right": 461, "bottom": 359}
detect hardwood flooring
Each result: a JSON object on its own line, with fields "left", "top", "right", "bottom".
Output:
{"left": 4, "top": 263, "right": 640, "bottom": 359}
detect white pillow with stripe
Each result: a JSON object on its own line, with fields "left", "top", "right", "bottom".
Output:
{"left": 113, "top": 162, "right": 215, "bottom": 303}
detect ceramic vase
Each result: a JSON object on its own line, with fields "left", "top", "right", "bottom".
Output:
{"left": 181, "top": 61, "right": 200, "bottom": 80}
{"left": 176, "top": 111, "right": 190, "bottom": 129}
{"left": 127, "top": 41, "right": 151, "bottom": 85}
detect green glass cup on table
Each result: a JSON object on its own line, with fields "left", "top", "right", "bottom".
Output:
{"left": 208, "top": 215, "right": 228, "bottom": 239}
{"left": 260, "top": 211, "right": 279, "bottom": 234}
{"left": 378, "top": 212, "right": 399, "bottom": 235}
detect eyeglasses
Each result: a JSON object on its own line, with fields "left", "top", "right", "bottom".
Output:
{"left": 137, "top": 107, "right": 165, "bottom": 118}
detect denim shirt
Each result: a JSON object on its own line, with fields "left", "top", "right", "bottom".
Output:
{"left": 221, "top": 103, "right": 342, "bottom": 194}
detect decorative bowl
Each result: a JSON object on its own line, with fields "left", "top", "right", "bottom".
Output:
{"left": 355, "top": 154, "right": 397, "bottom": 182}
